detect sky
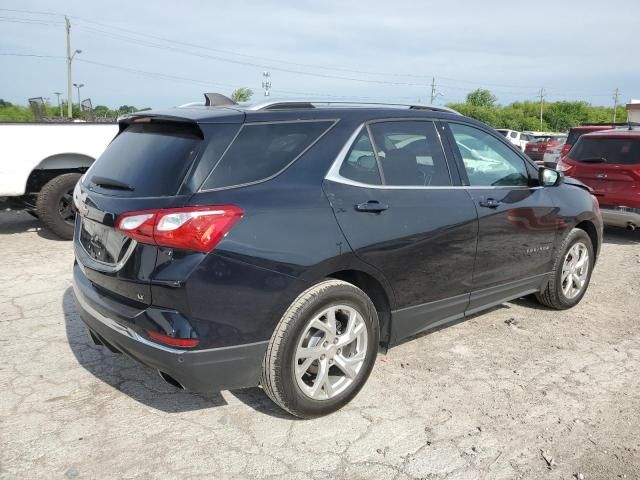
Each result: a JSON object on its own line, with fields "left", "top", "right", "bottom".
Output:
{"left": 1, "top": 0, "right": 639, "bottom": 110}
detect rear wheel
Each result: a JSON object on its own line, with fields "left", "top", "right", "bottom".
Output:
{"left": 536, "top": 228, "right": 594, "bottom": 309}
{"left": 261, "top": 280, "right": 379, "bottom": 418}
{"left": 35, "top": 173, "right": 81, "bottom": 240}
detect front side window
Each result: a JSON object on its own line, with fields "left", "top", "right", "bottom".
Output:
{"left": 449, "top": 123, "right": 529, "bottom": 187}
{"left": 368, "top": 121, "right": 451, "bottom": 186}
{"left": 201, "top": 120, "right": 334, "bottom": 190}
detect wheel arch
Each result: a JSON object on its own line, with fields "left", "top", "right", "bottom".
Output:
{"left": 327, "top": 269, "right": 393, "bottom": 347}
{"left": 25, "top": 153, "right": 94, "bottom": 194}
{"left": 574, "top": 219, "right": 600, "bottom": 261}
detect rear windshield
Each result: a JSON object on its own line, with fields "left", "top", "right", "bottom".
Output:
{"left": 87, "top": 122, "right": 202, "bottom": 196}
{"left": 201, "top": 120, "right": 334, "bottom": 190}
{"left": 497, "top": 130, "right": 508, "bottom": 137}
{"left": 567, "top": 128, "right": 599, "bottom": 146}
{"left": 570, "top": 137, "right": 640, "bottom": 164}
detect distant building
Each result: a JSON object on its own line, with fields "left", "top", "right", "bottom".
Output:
{"left": 627, "top": 99, "right": 640, "bottom": 123}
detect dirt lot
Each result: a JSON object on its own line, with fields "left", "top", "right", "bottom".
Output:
{"left": 0, "top": 210, "right": 638, "bottom": 480}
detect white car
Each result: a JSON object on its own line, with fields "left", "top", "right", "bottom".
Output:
{"left": 496, "top": 129, "right": 532, "bottom": 152}
{"left": 0, "top": 122, "right": 118, "bottom": 238}
{"left": 542, "top": 142, "right": 564, "bottom": 167}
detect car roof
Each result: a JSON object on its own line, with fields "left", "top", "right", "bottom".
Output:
{"left": 581, "top": 128, "right": 640, "bottom": 139}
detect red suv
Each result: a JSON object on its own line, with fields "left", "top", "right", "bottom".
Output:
{"left": 557, "top": 128, "right": 640, "bottom": 230}
{"left": 525, "top": 135, "right": 567, "bottom": 163}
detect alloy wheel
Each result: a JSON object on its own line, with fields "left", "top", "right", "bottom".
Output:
{"left": 294, "top": 305, "right": 368, "bottom": 400}
{"left": 561, "top": 241, "right": 589, "bottom": 299}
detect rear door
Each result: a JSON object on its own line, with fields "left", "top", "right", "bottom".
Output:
{"left": 443, "top": 122, "right": 559, "bottom": 313}
{"left": 74, "top": 118, "right": 240, "bottom": 305}
{"left": 323, "top": 119, "right": 478, "bottom": 342}
{"left": 567, "top": 136, "right": 640, "bottom": 207}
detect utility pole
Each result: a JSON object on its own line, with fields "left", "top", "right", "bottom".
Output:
{"left": 262, "top": 71, "right": 272, "bottom": 96}
{"left": 65, "top": 16, "right": 82, "bottom": 119}
{"left": 65, "top": 17, "right": 72, "bottom": 119}
{"left": 429, "top": 77, "right": 443, "bottom": 104}
{"left": 612, "top": 87, "right": 620, "bottom": 123}
{"left": 53, "top": 92, "right": 62, "bottom": 117}
{"left": 430, "top": 77, "right": 436, "bottom": 104}
{"left": 538, "top": 87, "right": 546, "bottom": 131}
{"left": 73, "top": 83, "right": 84, "bottom": 110}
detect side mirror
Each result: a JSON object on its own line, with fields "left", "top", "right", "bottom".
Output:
{"left": 539, "top": 167, "right": 562, "bottom": 187}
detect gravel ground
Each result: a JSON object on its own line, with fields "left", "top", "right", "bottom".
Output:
{"left": 1, "top": 210, "right": 639, "bottom": 480}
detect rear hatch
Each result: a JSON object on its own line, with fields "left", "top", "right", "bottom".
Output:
{"left": 74, "top": 116, "right": 238, "bottom": 306}
{"left": 565, "top": 135, "right": 640, "bottom": 207}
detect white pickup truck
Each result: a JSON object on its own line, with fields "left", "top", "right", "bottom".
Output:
{"left": 0, "top": 122, "right": 118, "bottom": 239}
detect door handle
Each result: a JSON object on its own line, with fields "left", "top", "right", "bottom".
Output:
{"left": 478, "top": 198, "right": 502, "bottom": 209}
{"left": 355, "top": 201, "right": 389, "bottom": 213}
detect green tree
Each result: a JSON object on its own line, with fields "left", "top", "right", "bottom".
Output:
{"left": 466, "top": 88, "right": 497, "bottom": 108}
{"left": 231, "top": 87, "right": 253, "bottom": 103}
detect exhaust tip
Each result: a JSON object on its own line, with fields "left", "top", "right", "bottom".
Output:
{"left": 158, "top": 371, "right": 185, "bottom": 390}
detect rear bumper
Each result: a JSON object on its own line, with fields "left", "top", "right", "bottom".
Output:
{"left": 72, "top": 263, "right": 267, "bottom": 392}
{"left": 600, "top": 206, "right": 640, "bottom": 229}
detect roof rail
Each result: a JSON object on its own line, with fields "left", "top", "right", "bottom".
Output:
{"left": 246, "top": 99, "right": 460, "bottom": 115}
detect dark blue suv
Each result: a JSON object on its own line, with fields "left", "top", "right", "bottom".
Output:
{"left": 72, "top": 96, "right": 602, "bottom": 418}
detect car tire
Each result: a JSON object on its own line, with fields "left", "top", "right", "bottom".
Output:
{"left": 535, "top": 228, "right": 594, "bottom": 310}
{"left": 35, "top": 173, "right": 81, "bottom": 240}
{"left": 261, "top": 279, "right": 379, "bottom": 419}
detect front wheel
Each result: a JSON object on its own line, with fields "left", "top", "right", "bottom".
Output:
{"left": 261, "top": 280, "right": 379, "bottom": 418}
{"left": 536, "top": 228, "right": 594, "bottom": 309}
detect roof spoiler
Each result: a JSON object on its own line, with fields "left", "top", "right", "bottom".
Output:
{"left": 204, "top": 93, "right": 237, "bottom": 107}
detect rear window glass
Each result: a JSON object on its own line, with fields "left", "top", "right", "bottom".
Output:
{"left": 87, "top": 122, "right": 202, "bottom": 196}
{"left": 567, "top": 128, "right": 596, "bottom": 146}
{"left": 570, "top": 137, "right": 640, "bottom": 164}
{"left": 201, "top": 121, "right": 334, "bottom": 190}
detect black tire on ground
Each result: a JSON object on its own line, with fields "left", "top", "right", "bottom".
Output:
{"left": 535, "top": 228, "right": 594, "bottom": 310}
{"left": 261, "top": 279, "right": 379, "bottom": 419}
{"left": 35, "top": 173, "right": 81, "bottom": 240}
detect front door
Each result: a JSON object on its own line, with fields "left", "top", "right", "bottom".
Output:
{"left": 444, "top": 122, "right": 559, "bottom": 314}
{"left": 323, "top": 120, "right": 478, "bottom": 342}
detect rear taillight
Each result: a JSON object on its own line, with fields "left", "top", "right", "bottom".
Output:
{"left": 115, "top": 205, "right": 243, "bottom": 252}
{"left": 146, "top": 330, "right": 199, "bottom": 348}
{"left": 557, "top": 158, "right": 576, "bottom": 176}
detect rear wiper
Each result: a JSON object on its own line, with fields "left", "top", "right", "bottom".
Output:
{"left": 579, "top": 157, "right": 607, "bottom": 163}
{"left": 91, "top": 176, "right": 135, "bottom": 191}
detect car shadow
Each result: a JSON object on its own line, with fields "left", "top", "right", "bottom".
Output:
{"left": 603, "top": 226, "right": 639, "bottom": 245}
{"left": 62, "top": 287, "right": 293, "bottom": 418}
{"left": 0, "top": 211, "right": 67, "bottom": 241}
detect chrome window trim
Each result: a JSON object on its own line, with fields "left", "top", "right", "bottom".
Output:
{"left": 198, "top": 119, "right": 339, "bottom": 192}
{"left": 325, "top": 122, "right": 543, "bottom": 191}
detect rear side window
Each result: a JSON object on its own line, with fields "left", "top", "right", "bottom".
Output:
{"left": 201, "top": 121, "right": 334, "bottom": 190}
{"left": 570, "top": 137, "right": 640, "bottom": 164}
{"left": 87, "top": 122, "right": 202, "bottom": 196}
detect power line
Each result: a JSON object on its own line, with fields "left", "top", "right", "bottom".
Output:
{"left": 0, "top": 7, "right": 624, "bottom": 99}
{"left": 0, "top": 52, "right": 63, "bottom": 58}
